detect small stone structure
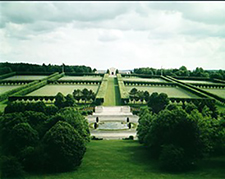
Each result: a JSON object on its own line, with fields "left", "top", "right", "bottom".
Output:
{"left": 109, "top": 67, "right": 116, "bottom": 75}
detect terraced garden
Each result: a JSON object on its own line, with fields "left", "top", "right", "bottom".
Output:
{"left": 59, "top": 75, "right": 102, "bottom": 81}
{"left": 125, "top": 86, "right": 199, "bottom": 98}
{"left": 203, "top": 88, "right": 225, "bottom": 98}
{"left": 179, "top": 79, "right": 222, "bottom": 84}
{"left": 2, "top": 75, "right": 48, "bottom": 81}
{"left": 0, "top": 85, "right": 22, "bottom": 94}
{"left": 26, "top": 84, "right": 99, "bottom": 96}
{"left": 122, "top": 76, "right": 166, "bottom": 83}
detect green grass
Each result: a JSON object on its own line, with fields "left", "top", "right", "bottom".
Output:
{"left": 26, "top": 84, "right": 99, "bottom": 96}
{"left": 27, "top": 140, "right": 225, "bottom": 179}
{"left": 58, "top": 75, "right": 102, "bottom": 81}
{"left": 103, "top": 77, "right": 122, "bottom": 106}
{"left": 179, "top": 80, "right": 219, "bottom": 84}
{"left": 125, "top": 86, "right": 199, "bottom": 98}
{"left": 2, "top": 75, "right": 48, "bottom": 81}
{"left": 204, "top": 89, "right": 225, "bottom": 98}
{"left": 0, "top": 85, "right": 22, "bottom": 94}
{"left": 123, "top": 76, "right": 166, "bottom": 83}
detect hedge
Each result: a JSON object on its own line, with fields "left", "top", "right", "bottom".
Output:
{"left": 95, "top": 74, "right": 108, "bottom": 105}
{"left": 165, "top": 76, "right": 225, "bottom": 103}
{"left": 121, "top": 73, "right": 161, "bottom": 79}
{"left": 65, "top": 72, "right": 104, "bottom": 77}
{"left": 0, "top": 80, "right": 42, "bottom": 102}
{"left": 52, "top": 80, "right": 101, "bottom": 85}
{"left": 47, "top": 72, "right": 65, "bottom": 82}
{"left": 213, "top": 78, "right": 225, "bottom": 84}
{"left": 0, "top": 80, "right": 33, "bottom": 85}
{"left": 12, "top": 80, "right": 48, "bottom": 96}
{"left": 117, "top": 74, "right": 129, "bottom": 104}
{"left": 124, "top": 81, "right": 176, "bottom": 87}
{"left": 0, "top": 72, "right": 16, "bottom": 80}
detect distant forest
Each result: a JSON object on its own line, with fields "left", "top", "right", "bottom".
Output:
{"left": 134, "top": 66, "right": 225, "bottom": 80}
{"left": 0, "top": 62, "right": 95, "bottom": 75}
{"left": 0, "top": 62, "right": 225, "bottom": 80}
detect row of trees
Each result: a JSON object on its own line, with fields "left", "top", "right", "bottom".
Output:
{"left": 137, "top": 93, "right": 225, "bottom": 172}
{"left": 54, "top": 89, "right": 96, "bottom": 109}
{"left": 134, "top": 66, "right": 225, "bottom": 80}
{"left": 1, "top": 101, "right": 90, "bottom": 178}
{"left": 130, "top": 88, "right": 218, "bottom": 118}
{"left": 0, "top": 62, "right": 95, "bottom": 74}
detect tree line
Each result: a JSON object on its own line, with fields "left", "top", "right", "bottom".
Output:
{"left": 0, "top": 62, "right": 96, "bottom": 75}
{"left": 134, "top": 66, "right": 225, "bottom": 80}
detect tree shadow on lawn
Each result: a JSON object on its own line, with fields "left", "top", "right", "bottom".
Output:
{"left": 117, "top": 141, "right": 160, "bottom": 173}
{"left": 120, "top": 141, "right": 225, "bottom": 178}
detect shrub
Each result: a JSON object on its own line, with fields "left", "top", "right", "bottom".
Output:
{"left": 9, "top": 123, "right": 39, "bottom": 154}
{"left": 147, "top": 92, "right": 169, "bottom": 114}
{"left": 1, "top": 156, "right": 25, "bottom": 179}
{"left": 43, "top": 121, "right": 86, "bottom": 172}
{"left": 57, "top": 107, "right": 90, "bottom": 143}
{"left": 54, "top": 92, "right": 66, "bottom": 109}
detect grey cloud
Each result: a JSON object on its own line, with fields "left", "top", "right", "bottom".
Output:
{"left": 147, "top": 2, "right": 225, "bottom": 25}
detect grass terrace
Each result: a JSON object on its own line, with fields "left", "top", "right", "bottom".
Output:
{"left": 122, "top": 76, "right": 167, "bottom": 83}
{"left": 2, "top": 75, "right": 48, "bottom": 81}
{"left": 178, "top": 79, "right": 222, "bottom": 84}
{"left": 0, "top": 85, "right": 23, "bottom": 94}
{"left": 203, "top": 88, "right": 225, "bottom": 98}
{"left": 26, "top": 84, "right": 99, "bottom": 96}
{"left": 125, "top": 86, "right": 199, "bottom": 98}
{"left": 58, "top": 75, "right": 102, "bottom": 81}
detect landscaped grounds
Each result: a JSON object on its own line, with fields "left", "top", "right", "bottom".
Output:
{"left": 26, "top": 84, "right": 99, "bottom": 96}
{"left": 2, "top": 75, "right": 48, "bottom": 81}
{"left": 27, "top": 140, "right": 225, "bottom": 179}
{"left": 179, "top": 79, "right": 222, "bottom": 84}
{"left": 58, "top": 75, "right": 102, "bottom": 81}
{"left": 125, "top": 86, "right": 199, "bottom": 98}
{"left": 0, "top": 85, "right": 22, "bottom": 94}
{"left": 203, "top": 88, "right": 225, "bottom": 98}
{"left": 122, "top": 76, "right": 167, "bottom": 83}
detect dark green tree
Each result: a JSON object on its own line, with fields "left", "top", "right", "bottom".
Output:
{"left": 43, "top": 121, "right": 86, "bottom": 172}
{"left": 147, "top": 92, "right": 169, "bottom": 114}
{"left": 54, "top": 92, "right": 66, "bottom": 109}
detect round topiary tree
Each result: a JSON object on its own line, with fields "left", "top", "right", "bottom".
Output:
{"left": 9, "top": 123, "right": 39, "bottom": 154}
{"left": 43, "top": 121, "right": 86, "bottom": 172}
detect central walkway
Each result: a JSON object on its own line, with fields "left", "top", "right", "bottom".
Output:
{"left": 103, "top": 76, "right": 122, "bottom": 106}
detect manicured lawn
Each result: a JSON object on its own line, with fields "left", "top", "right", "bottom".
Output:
{"left": 59, "top": 75, "right": 102, "bottom": 81}
{"left": 2, "top": 75, "right": 48, "bottom": 81}
{"left": 26, "top": 84, "right": 99, "bottom": 96}
{"left": 27, "top": 140, "right": 225, "bottom": 179}
{"left": 179, "top": 80, "right": 221, "bottom": 84}
{"left": 204, "top": 88, "right": 225, "bottom": 98}
{"left": 125, "top": 86, "right": 199, "bottom": 98}
{"left": 103, "top": 77, "right": 122, "bottom": 106}
{"left": 0, "top": 85, "right": 22, "bottom": 94}
{"left": 122, "top": 76, "right": 166, "bottom": 83}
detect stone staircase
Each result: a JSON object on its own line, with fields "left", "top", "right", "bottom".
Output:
{"left": 87, "top": 106, "right": 139, "bottom": 123}
{"left": 87, "top": 106, "right": 139, "bottom": 139}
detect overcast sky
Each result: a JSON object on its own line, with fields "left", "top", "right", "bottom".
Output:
{"left": 0, "top": 1, "right": 225, "bottom": 70}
